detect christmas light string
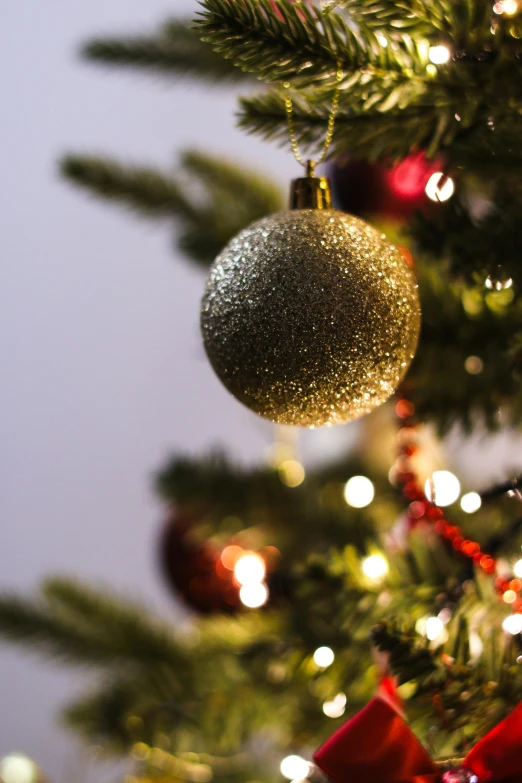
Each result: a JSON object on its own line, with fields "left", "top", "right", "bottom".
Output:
{"left": 393, "top": 396, "right": 522, "bottom": 617}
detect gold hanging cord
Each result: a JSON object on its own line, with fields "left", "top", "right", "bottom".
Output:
{"left": 284, "top": 65, "right": 343, "bottom": 171}
{"left": 285, "top": 66, "right": 342, "bottom": 209}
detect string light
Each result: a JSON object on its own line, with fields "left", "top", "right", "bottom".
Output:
{"left": 0, "top": 756, "right": 38, "bottom": 783}
{"left": 485, "top": 274, "right": 513, "bottom": 290}
{"left": 362, "top": 554, "right": 388, "bottom": 581}
{"left": 279, "top": 459, "right": 306, "bottom": 488}
{"left": 344, "top": 476, "right": 375, "bottom": 508}
{"left": 464, "top": 356, "right": 484, "bottom": 375}
{"left": 429, "top": 45, "right": 451, "bottom": 64}
{"left": 323, "top": 693, "right": 347, "bottom": 718}
{"left": 234, "top": 552, "right": 266, "bottom": 585}
{"left": 425, "top": 616, "right": 445, "bottom": 640}
{"left": 502, "top": 614, "right": 522, "bottom": 635}
{"left": 460, "top": 492, "right": 482, "bottom": 514}
{"left": 424, "top": 471, "right": 461, "bottom": 506}
{"left": 280, "top": 756, "right": 311, "bottom": 780}
{"left": 239, "top": 582, "right": 268, "bottom": 608}
{"left": 220, "top": 545, "right": 243, "bottom": 570}
{"left": 502, "top": 0, "right": 518, "bottom": 14}
{"left": 425, "top": 172, "right": 454, "bottom": 202}
{"left": 313, "top": 646, "right": 335, "bottom": 668}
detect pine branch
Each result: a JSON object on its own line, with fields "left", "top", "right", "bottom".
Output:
{"left": 239, "top": 88, "right": 449, "bottom": 160}
{"left": 61, "top": 151, "right": 284, "bottom": 267}
{"left": 195, "top": 0, "right": 420, "bottom": 88}
{"left": 61, "top": 156, "right": 195, "bottom": 218}
{"left": 83, "top": 20, "right": 250, "bottom": 83}
{"left": 333, "top": 0, "right": 453, "bottom": 35}
{"left": 371, "top": 621, "right": 437, "bottom": 683}
{"left": 62, "top": 679, "right": 147, "bottom": 749}
{"left": 0, "top": 593, "right": 124, "bottom": 666}
{"left": 0, "top": 580, "right": 184, "bottom": 668}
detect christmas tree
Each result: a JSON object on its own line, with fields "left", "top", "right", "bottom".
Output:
{"left": 2, "top": 1, "right": 522, "bottom": 781}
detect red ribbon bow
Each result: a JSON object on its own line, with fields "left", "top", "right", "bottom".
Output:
{"left": 314, "top": 692, "right": 522, "bottom": 783}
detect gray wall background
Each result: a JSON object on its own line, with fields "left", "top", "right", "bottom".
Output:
{"left": 2, "top": 3, "right": 521, "bottom": 782}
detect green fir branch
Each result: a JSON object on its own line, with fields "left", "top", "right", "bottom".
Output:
{"left": 195, "top": 0, "right": 421, "bottom": 88}
{"left": 0, "top": 580, "right": 184, "bottom": 668}
{"left": 83, "top": 20, "right": 249, "bottom": 82}
{"left": 61, "top": 156, "right": 195, "bottom": 218}
{"left": 61, "top": 151, "right": 284, "bottom": 267}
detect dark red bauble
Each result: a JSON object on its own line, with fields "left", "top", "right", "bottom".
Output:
{"left": 329, "top": 154, "right": 441, "bottom": 222}
{"left": 159, "top": 511, "right": 241, "bottom": 615}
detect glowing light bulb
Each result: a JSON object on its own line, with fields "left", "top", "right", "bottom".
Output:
{"left": 362, "top": 554, "right": 388, "bottom": 581}
{"left": 502, "top": 614, "right": 522, "bottom": 635}
{"left": 313, "top": 646, "right": 335, "bottom": 668}
{"left": 344, "top": 476, "right": 375, "bottom": 508}
{"left": 424, "top": 470, "right": 461, "bottom": 506}
{"left": 514, "top": 559, "right": 522, "bottom": 578}
{"left": 234, "top": 552, "right": 266, "bottom": 585}
{"left": 280, "top": 756, "right": 311, "bottom": 780}
{"left": 221, "top": 545, "right": 243, "bottom": 570}
{"left": 425, "top": 172, "right": 454, "bottom": 202}
{"left": 429, "top": 45, "right": 451, "bottom": 64}
{"left": 485, "top": 274, "right": 513, "bottom": 290}
{"left": 323, "top": 693, "right": 347, "bottom": 718}
{"left": 503, "top": 0, "right": 518, "bottom": 14}
{"left": 426, "top": 616, "right": 445, "bottom": 640}
{"left": 464, "top": 356, "right": 484, "bottom": 375}
{"left": 0, "top": 756, "right": 38, "bottom": 783}
{"left": 239, "top": 582, "right": 268, "bottom": 608}
{"left": 460, "top": 492, "right": 482, "bottom": 514}
{"left": 279, "top": 459, "right": 305, "bottom": 488}
{"left": 469, "top": 631, "right": 484, "bottom": 660}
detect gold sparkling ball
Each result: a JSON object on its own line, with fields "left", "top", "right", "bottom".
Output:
{"left": 201, "top": 209, "right": 421, "bottom": 427}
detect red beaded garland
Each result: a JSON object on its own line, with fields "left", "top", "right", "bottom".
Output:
{"left": 394, "top": 398, "right": 522, "bottom": 612}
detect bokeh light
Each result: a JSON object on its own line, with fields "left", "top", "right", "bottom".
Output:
{"left": 424, "top": 470, "right": 461, "bottom": 506}
{"left": 485, "top": 273, "right": 513, "bottom": 290}
{"left": 502, "top": 0, "right": 518, "bottom": 14}
{"left": 323, "top": 693, "right": 346, "bottom": 718}
{"left": 279, "top": 460, "right": 305, "bottom": 488}
{"left": 362, "top": 554, "right": 388, "bottom": 581}
{"left": 460, "top": 492, "right": 482, "bottom": 514}
{"left": 220, "top": 545, "right": 243, "bottom": 570}
{"left": 0, "top": 756, "right": 38, "bottom": 783}
{"left": 502, "top": 614, "right": 522, "bottom": 635}
{"left": 425, "top": 616, "right": 444, "bottom": 641}
{"left": 344, "top": 476, "right": 375, "bottom": 508}
{"left": 234, "top": 552, "right": 266, "bottom": 585}
{"left": 280, "top": 756, "right": 311, "bottom": 780}
{"left": 429, "top": 45, "right": 451, "bottom": 64}
{"left": 514, "top": 559, "right": 522, "bottom": 578}
{"left": 239, "top": 582, "right": 268, "bottom": 609}
{"left": 425, "top": 172, "right": 454, "bottom": 202}
{"left": 313, "top": 646, "right": 335, "bottom": 668}
{"left": 464, "top": 356, "right": 484, "bottom": 375}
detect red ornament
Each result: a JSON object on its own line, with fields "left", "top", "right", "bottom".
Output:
{"left": 159, "top": 510, "right": 241, "bottom": 615}
{"left": 330, "top": 153, "right": 442, "bottom": 222}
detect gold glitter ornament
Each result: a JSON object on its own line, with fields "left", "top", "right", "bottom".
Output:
{"left": 200, "top": 169, "right": 421, "bottom": 427}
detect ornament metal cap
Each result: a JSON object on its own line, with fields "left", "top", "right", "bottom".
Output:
{"left": 290, "top": 160, "right": 332, "bottom": 210}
